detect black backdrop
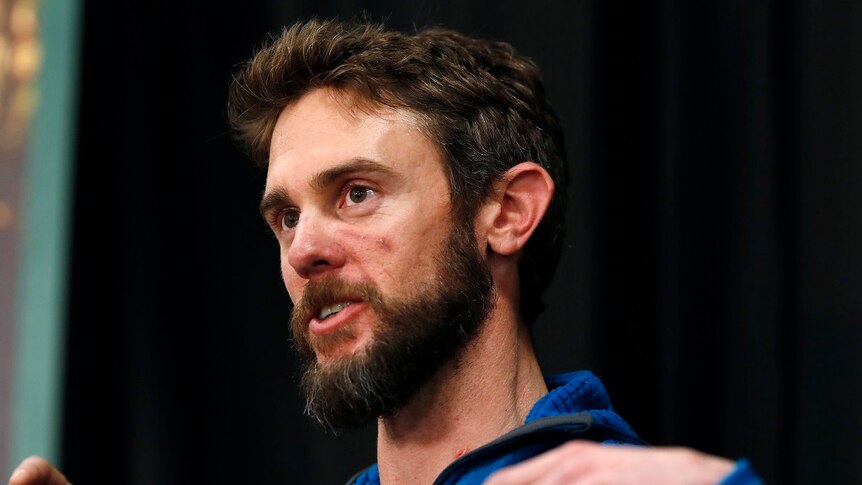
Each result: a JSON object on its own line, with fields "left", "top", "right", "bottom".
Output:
{"left": 60, "top": 1, "right": 861, "bottom": 484}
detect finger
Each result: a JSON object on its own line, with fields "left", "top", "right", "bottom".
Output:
{"left": 485, "top": 441, "right": 598, "bottom": 484}
{"left": 8, "top": 456, "right": 70, "bottom": 485}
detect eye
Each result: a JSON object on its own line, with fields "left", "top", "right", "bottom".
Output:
{"left": 344, "top": 186, "right": 375, "bottom": 206}
{"left": 280, "top": 209, "right": 300, "bottom": 230}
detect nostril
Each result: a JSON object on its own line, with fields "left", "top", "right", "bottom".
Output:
{"left": 312, "top": 259, "right": 329, "bottom": 267}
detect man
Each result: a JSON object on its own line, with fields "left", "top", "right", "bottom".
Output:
{"left": 9, "top": 19, "right": 762, "bottom": 485}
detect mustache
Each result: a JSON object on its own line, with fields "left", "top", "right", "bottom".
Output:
{"left": 291, "top": 278, "right": 382, "bottom": 320}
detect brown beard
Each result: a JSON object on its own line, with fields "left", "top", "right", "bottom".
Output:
{"left": 289, "top": 222, "right": 494, "bottom": 429}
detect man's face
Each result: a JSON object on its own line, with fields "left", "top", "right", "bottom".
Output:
{"left": 261, "top": 88, "right": 493, "bottom": 428}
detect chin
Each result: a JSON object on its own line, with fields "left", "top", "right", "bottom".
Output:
{"left": 312, "top": 333, "right": 370, "bottom": 364}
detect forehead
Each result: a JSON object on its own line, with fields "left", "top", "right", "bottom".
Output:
{"left": 266, "top": 88, "right": 444, "bottom": 185}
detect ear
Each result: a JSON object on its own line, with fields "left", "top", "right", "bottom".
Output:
{"left": 476, "top": 162, "right": 555, "bottom": 256}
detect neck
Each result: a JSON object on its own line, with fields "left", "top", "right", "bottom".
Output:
{"left": 375, "top": 301, "right": 547, "bottom": 484}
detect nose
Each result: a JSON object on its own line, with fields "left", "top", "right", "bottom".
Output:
{"left": 286, "top": 214, "right": 346, "bottom": 279}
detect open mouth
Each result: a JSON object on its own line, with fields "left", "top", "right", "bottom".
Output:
{"left": 317, "top": 301, "right": 353, "bottom": 321}
{"left": 307, "top": 299, "right": 365, "bottom": 338}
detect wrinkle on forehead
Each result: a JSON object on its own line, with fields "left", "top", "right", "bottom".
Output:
{"left": 316, "top": 86, "right": 430, "bottom": 139}
{"left": 267, "top": 87, "right": 442, "bottom": 177}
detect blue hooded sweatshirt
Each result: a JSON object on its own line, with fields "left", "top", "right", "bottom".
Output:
{"left": 347, "top": 371, "right": 763, "bottom": 485}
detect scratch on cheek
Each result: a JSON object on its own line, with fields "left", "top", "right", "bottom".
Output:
{"left": 341, "top": 229, "right": 393, "bottom": 252}
{"left": 376, "top": 237, "right": 391, "bottom": 251}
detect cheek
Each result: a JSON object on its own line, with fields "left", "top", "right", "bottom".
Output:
{"left": 341, "top": 229, "right": 407, "bottom": 280}
{"left": 342, "top": 228, "right": 394, "bottom": 254}
{"left": 282, "top": 272, "right": 301, "bottom": 303}
{"left": 376, "top": 236, "right": 392, "bottom": 251}
{"left": 280, "top": 254, "right": 302, "bottom": 302}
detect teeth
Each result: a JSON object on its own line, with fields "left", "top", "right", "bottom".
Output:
{"left": 318, "top": 301, "right": 351, "bottom": 320}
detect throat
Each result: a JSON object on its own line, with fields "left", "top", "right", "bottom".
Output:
{"left": 376, "top": 344, "right": 546, "bottom": 484}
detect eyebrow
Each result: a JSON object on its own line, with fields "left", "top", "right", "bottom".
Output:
{"left": 259, "top": 187, "right": 292, "bottom": 220}
{"left": 259, "top": 158, "right": 398, "bottom": 219}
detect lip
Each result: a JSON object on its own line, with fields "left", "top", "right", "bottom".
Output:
{"left": 308, "top": 300, "right": 366, "bottom": 336}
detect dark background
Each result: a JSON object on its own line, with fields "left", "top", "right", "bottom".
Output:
{"left": 60, "top": 1, "right": 861, "bottom": 484}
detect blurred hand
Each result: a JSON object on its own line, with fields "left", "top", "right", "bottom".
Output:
{"left": 8, "top": 456, "right": 70, "bottom": 485}
{"left": 485, "top": 441, "right": 734, "bottom": 485}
